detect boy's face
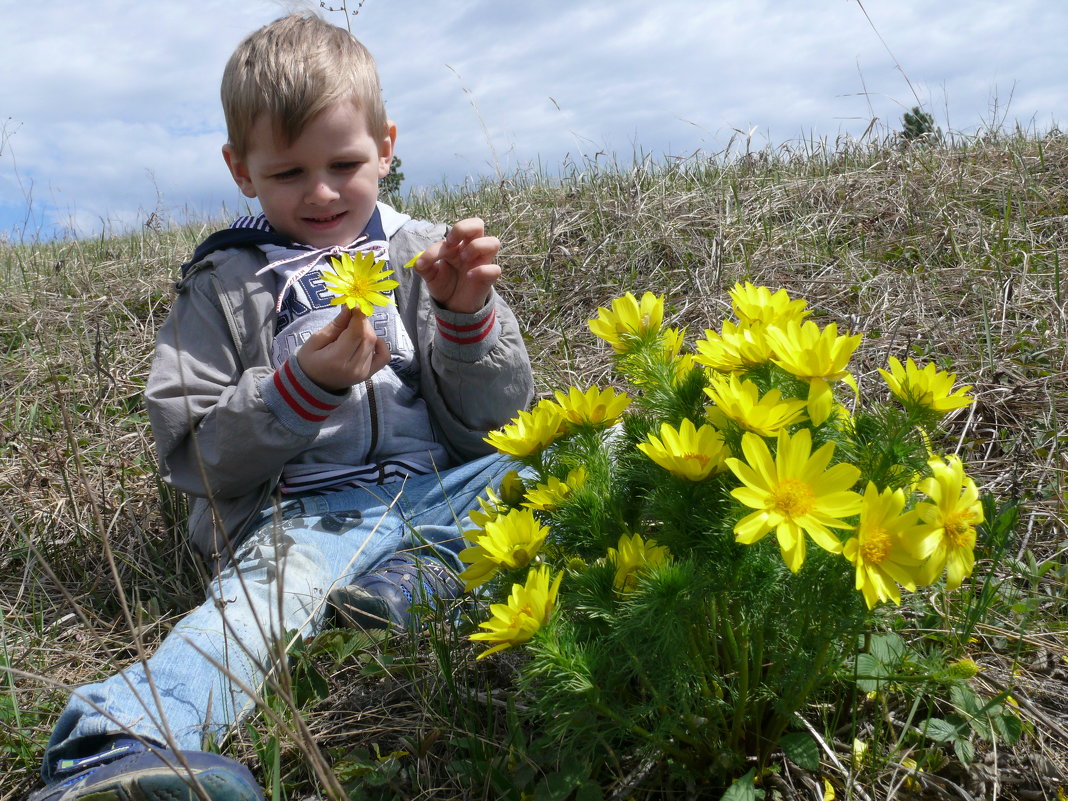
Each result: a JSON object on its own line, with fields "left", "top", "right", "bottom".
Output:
{"left": 223, "top": 100, "right": 396, "bottom": 248}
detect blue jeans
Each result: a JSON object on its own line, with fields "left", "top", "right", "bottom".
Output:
{"left": 42, "top": 453, "right": 516, "bottom": 780}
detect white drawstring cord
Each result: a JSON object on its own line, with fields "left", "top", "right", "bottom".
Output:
{"left": 255, "top": 234, "right": 378, "bottom": 312}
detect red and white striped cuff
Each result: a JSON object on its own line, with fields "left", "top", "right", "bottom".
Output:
{"left": 434, "top": 297, "right": 501, "bottom": 362}
{"left": 262, "top": 358, "right": 345, "bottom": 434}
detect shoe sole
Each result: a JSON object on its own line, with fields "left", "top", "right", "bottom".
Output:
{"left": 48, "top": 766, "right": 260, "bottom": 801}
{"left": 329, "top": 587, "right": 394, "bottom": 629}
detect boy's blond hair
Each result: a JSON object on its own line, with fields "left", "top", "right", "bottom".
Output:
{"left": 221, "top": 14, "right": 388, "bottom": 158}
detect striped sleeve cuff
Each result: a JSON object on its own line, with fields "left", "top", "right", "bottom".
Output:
{"left": 434, "top": 294, "right": 501, "bottom": 362}
{"left": 261, "top": 358, "right": 346, "bottom": 435}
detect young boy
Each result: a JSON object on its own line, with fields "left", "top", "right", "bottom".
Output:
{"left": 32, "top": 14, "right": 533, "bottom": 801}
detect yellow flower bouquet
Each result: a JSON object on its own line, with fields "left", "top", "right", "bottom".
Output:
{"left": 462, "top": 283, "right": 1007, "bottom": 792}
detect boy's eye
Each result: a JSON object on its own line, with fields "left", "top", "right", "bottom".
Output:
{"left": 272, "top": 168, "right": 302, "bottom": 180}
{"left": 333, "top": 161, "right": 362, "bottom": 171}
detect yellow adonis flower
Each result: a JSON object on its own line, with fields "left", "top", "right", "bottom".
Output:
{"left": 607, "top": 532, "right": 671, "bottom": 594}
{"left": 470, "top": 566, "right": 562, "bottom": 658}
{"left": 842, "top": 483, "right": 928, "bottom": 609}
{"left": 764, "top": 320, "right": 861, "bottom": 382}
{"left": 704, "top": 375, "right": 808, "bottom": 437}
{"left": 764, "top": 321, "right": 862, "bottom": 425}
{"left": 321, "top": 251, "right": 399, "bottom": 315}
{"left": 459, "top": 507, "right": 549, "bottom": 591}
{"left": 726, "top": 428, "right": 862, "bottom": 572}
{"left": 693, "top": 321, "right": 773, "bottom": 373}
{"left": 637, "top": 418, "right": 729, "bottom": 481}
{"left": 468, "top": 487, "right": 507, "bottom": 529}
{"left": 484, "top": 401, "right": 566, "bottom": 458}
{"left": 554, "top": 386, "right": 631, "bottom": 427}
{"left": 912, "top": 454, "right": 983, "bottom": 590}
{"left": 660, "top": 327, "right": 698, "bottom": 381}
{"left": 523, "top": 467, "right": 588, "bottom": 511}
{"left": 729, "top": 282, "right": 810, "bottom": 328}
{"left": 588, "top": 292, "right": 665, "bottom": 353}
{"left": 497, "top": 469, "right": 527, "bottom": 507}
{"left": 879, "top": 356, "right": 975, "bottom": 414}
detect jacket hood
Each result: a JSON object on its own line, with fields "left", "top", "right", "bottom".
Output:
{"left": 181, "top": 202, "right": 412, "bottom": 276}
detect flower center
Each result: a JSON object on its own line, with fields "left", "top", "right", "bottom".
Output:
{"left": 508, "top": 547, "right": 532, "bottom": 567}
{"left": 860, "top": 526, "right": 891, "bottom": 564}
{"left": 943, "top": 512, "right": 975, "bottom": 547}
{"left": 685, "top": 452, "right": 711, "bottom": 466}
{"left": 350, "top": 274, "right": 373, "bottom": 293}
{"left": 770, "top": 478, "right": 815, "bottom": 518}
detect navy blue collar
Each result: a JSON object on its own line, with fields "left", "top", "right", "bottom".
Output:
{"left": 181, "top": 207, "right": 386, "bottom": 277}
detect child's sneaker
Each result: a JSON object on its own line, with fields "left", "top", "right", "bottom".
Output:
{"left": 329, "top": 553, "right": 462, "bottom": 629}
{"left": 30, "top": 738, "right": 264, "bottom": 801}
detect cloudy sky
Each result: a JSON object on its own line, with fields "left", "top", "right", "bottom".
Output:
{"left": 2, "top": 0, "right": 1066, "bottom": 242}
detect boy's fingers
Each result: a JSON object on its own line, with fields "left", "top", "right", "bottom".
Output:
{"left": 445, "top": 217, "right": 487, "bottom": 246}
{"left": 304, "top": 306, "right": 351, "bottom": 348}
{"left": 453, "top": 235, "right": 501, "bottom": 267}
{"left": 370, "top": 336, "right": 391, "bottom": 373}
{"left": 413, "top": 241, "right": 444, "bottom": 272}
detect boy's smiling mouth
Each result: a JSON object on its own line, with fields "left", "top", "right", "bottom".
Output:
{"left": 305, "top": 211, "right": 346, "bottom": 225}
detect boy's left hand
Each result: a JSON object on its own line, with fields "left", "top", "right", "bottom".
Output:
{"left": 410, "top": 217, "right": 500, "bottom": 314}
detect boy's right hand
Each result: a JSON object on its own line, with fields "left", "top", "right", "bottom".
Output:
{"left": 296, "top": 307, "right": 390, "bottom": 391}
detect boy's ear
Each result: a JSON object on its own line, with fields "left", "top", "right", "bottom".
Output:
{"left": 222, "top": 144, "right": 258, "bottom": 199}
{"left": 377, "top": 121, "right": 398, "bottom": 179}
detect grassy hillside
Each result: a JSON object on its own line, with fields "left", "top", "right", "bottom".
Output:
{"left": 1, "top": 131, "right": 1066, "bottom": 799}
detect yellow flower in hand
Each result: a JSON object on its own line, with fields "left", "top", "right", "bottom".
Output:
{"left": 321, "top": 251, "right": 399, "bottom": 315}
{"left": 728, "top": 282, "right": 810, "bottom": 328}
{"left": 607, "top": 532, "right": 671, "bottom": 594}
{"left": 523, "top": 467, "right": 588, "bottom": 511}
{"left": 484, "top": 401, "right": 566, "bottom": 458}
{"left": 470, "top": 566, "right": 561, "bottom": 658}
{"left": 912, "top": 454, "right": 983, "bottom": 589}
{"left": 704, "top": 375, "right": 808, "bottom": 437}
{"left": 459, "top": 507, "right": 549, "bottom": 591}
{"left": 879, "top": 356, "right": 974, "bottom": 414}
{"left": 726, "top": 429, "right": 862, "bottom": 572}
{"left": 842, "top": 483, "right": 928, "bottom": 609}
{"left": 588, "top": 292, "right": 665, "bottom": 353}
{"left": 554, "top": 386, "right": 631, "bottom": 427}
{"left": 637, "top": 418, "right": 728, "bottom": 481}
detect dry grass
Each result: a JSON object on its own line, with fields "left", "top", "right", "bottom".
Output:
{"left": 1, "top": 131, "right": 1066, "bottom": 798}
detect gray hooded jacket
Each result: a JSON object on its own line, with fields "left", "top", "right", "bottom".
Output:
{"left": 145, "top": 214, "right": 533, "bottom": 564}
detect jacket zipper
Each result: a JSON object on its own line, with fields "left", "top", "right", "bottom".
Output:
{"left": 365, "top": 378, "right": 379, "bottom": 458}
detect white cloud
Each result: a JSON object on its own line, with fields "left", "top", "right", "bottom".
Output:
{"left": 1, "top": 0, "right": 1066, "bottom": 240}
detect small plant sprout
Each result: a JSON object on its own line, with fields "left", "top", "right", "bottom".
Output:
{"left": 321, "top": 250, "right": 398, "bottom": 315}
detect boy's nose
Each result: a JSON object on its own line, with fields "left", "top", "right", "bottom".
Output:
{"left": 305, "top": 178, "right": 339, "bottom": 204}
